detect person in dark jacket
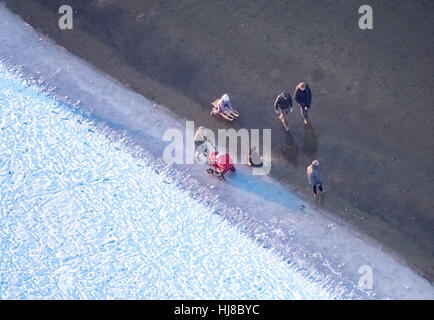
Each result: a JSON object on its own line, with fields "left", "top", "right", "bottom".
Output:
{"left": 274, "top": 92, "right": 293, "bottom": 131}
{"left": 294, "top": 82, "right": 312, "bottom": 125}
{"left": 307, "top": 160, "right": 324, "bottom": 197}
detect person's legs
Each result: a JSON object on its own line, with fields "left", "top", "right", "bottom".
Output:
{"left": 318, "top": 184, "right": 323, "bottom": 192}
{"left": 300, "top": 105, "right": 308, "bottom": 124}
{"left": 313, "top": 185, "right": 317, "bottom": 194}
{"left": 279, "top": 109, "right": 289, "bottom": 131}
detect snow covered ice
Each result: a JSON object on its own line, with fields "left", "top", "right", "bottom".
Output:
{"left": 0, "top": 63, "right": 332, "bottom": 299}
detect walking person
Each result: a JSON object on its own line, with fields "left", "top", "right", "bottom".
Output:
{"left": 274, "top": 91, "right": 293, "bottom": 131}
{"left": 294, "top": 82, "right": 312, "bottom": 125}
{"left": 307, "top": 160, "right": 324, "bottom": 198}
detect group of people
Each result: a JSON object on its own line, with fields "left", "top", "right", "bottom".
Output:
{"left": 199, "top": 81, "right": 324, "bottom": 198}
{"left": 274, "top": 82, "right": 312, "bottom": 131}
{"left": 274, "top": 82, "right": 323, "bottom": 197}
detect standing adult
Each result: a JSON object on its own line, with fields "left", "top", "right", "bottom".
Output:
{"left": 294, "top": 82, "right": 312, "bottom": 125}
{"left": 307, "top": 160, "right": 324, "bottom": 198}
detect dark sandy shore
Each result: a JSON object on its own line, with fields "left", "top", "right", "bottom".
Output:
{"left": 4, "top": 0, "right": 434, "bottom": 282}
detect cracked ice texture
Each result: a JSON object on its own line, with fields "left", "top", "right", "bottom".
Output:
{"left": 0, "top": 64, "right": 331, "bottom": 299}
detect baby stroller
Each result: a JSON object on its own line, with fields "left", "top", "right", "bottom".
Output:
{"left": 206, "top": 151, "right": 236, "bottom": 180}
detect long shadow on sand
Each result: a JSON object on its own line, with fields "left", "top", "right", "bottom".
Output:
{"left": 281, "top": 130, "right": 300, "bottom": 167}
{"left": 301, "top": 123, "right": 318, "bottom": 159}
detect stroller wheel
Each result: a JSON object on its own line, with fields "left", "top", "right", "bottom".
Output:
{"left": 230, "top": 167, "right": 236, "bottom": 172}
{"left": 218, "top": 175, "right": 224, "bottom": 180}
{"left": 206, "top": 168, "right": 214, "bottom": 175}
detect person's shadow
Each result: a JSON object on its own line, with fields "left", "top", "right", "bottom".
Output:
{"left": 281, "top": 130, "right": 299, "bottom": 166}
{"left": 301, "top": 123, "right": 318, "bottom": 158}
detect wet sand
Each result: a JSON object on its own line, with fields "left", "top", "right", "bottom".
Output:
{"left": 4, "top": 0, "right": 434, "bottom": 282}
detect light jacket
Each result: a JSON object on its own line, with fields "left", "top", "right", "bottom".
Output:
{"left": 307, "top": 164, "right": 322, "bottom": 185}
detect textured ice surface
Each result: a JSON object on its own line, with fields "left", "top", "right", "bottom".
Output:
{"left": 0, "top": 64, "right": 332, "bottom": 299}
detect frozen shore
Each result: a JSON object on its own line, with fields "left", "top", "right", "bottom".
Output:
{"left": 0, "top": 4, "right": 433, "bottom": 299}
{"left": 0, "top": 61, "right": 336, "bottom": 299}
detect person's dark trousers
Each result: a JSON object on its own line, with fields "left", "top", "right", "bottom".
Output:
{"left": 300, "top": 105, "right": 309, "bottom": 122}
{"left": 313, "top": 184, "right": 323, "bottom": 194}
